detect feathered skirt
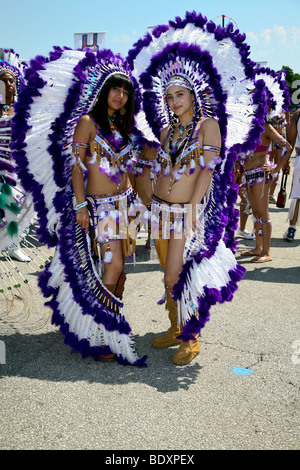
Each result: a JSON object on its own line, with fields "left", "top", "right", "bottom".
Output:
{"left": 38, "top": 184, "right": 147, "bottom": 366}
{"left": 150, "top": 194, "right": 246, "bottom": 341}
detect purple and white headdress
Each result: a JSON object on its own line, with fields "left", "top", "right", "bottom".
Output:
{"left": 128, "top": 12, "right": 267, "bottom": 151}
{"left": 165, "top": 74, "right": 192, "bottom": 91}
{"left": 11, "top": 47, "right": 146, "bottom": 366}
{"left": 128, "top": 11, "right": 268, "bottom": 340}
{"left": 254, "top": 67, "right": 290, "bottom": 120}
{"left": 12, "top": 47, "right": 140, "bottom": 244}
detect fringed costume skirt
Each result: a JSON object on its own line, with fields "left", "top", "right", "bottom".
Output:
{"left": 150, "top": 195, "right": 246, "bottom": 342}
{"left": 38, "top": 185, "right": 147, "bottom": 366}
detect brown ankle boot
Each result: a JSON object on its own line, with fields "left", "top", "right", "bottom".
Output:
{"left": 152, "top": 298, "right": 182, "bottom": 348}
{"left": 172, "top": 335, "right": 200, "bottom": 365}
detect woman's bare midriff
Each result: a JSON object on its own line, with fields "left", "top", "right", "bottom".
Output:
{"left": 85, "top": 161, "right": 129, "bottom": 195}
{"left": 245, "top": 152, "right": 269, "bottom": 171}
{"left": 154, "top": 165, "right": 201, "bottom": 203}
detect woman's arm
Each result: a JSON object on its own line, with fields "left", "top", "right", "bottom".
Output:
{"left": 286, "top": 109, "right": 300, "bottom": 149}
{"left": 263, "top": 123, "right": 293, "bottom": 175}
{"left": 188, "top": 118, "right": 221, "bottom": 233}
{"left": 134, "top": 145, "right": 157, "bottom": 205}
{"left": 71, "top": 115, "right": 94, "bottom": 234}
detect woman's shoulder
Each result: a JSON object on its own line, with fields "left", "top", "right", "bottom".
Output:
{"left": 195, "top": 117, "right": 220, "bottom": 141}
{"left": 77, "top": 113, "right": 96, "bottom": 127}
{"left": 75, "top": 114, "right": 97, "bottom": 135}
{"left": 160, "top": 125, "right": 171, "bottom": 143}
{"left": 200, "top": 117, "right": 220, "bottom": 131}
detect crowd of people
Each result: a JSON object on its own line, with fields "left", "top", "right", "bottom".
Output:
{"left": 1, "top": 11, "right": 299, "bottom": 367}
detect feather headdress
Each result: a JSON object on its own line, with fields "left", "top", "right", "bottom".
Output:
{"left": 254, "top": 67, "right": 291, "bottom": 120}
{"left": 11, "top": 47, "right": 146, "bottom": 366}
{"left": 128, "top": 11, "right": 268, "bottom": 339}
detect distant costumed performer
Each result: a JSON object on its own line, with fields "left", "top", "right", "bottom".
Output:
{"left": 128, "top": 11, "right": 267, "bottom": 364}
{"left": 239, "top": 67, "right": 292, "bottom": 262}
{"left": 12, "top": 47, "right": 147, "bottom": 366}
{"left": 0, "top": 49, "right": 36, "bottom": 295}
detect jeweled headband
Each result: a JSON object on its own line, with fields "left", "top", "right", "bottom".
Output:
{"left": 165, "top": 74, "right": 192, "bottom": 92}
{"left": 0, "top": 61, "right": 24, "bottom": 93}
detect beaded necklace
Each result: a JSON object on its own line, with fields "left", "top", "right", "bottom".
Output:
{"left": 105, "top": 114, "right": 126, "bottom": 151}
{"left": 170, "top": 120, "right": 194, "bottom": 159}
{"left": 0, "top": 103, "right": 14, "bottom": 116}
{"left": 167, "top": 119, "right": 194, "bottom": 193}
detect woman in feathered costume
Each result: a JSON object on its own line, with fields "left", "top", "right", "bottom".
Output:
{"left": 240, "top": 68, "right": 292, "bottom": 263}
{"left": 0, "top": 50, "right": 34, "bottom": 275}
{"left": 128, "top": 11, "right": 268, "bottom": 364}
{"left": 12, "top": 47, "right": 147, "bottom": 366}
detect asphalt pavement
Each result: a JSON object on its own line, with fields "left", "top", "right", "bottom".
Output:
{"left": 0, "top": 158, "right": 299, "bottom": 451}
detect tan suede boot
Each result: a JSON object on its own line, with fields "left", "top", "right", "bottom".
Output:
{"left": 172, "top": 335, "right": 200, "bottom": 365}
{"left": 152, "top": 297, "right": 182, "bottom": 348}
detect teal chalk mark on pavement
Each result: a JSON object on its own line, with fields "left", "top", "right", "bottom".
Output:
{"left": 232, "top": 367, "right": 254, "bottom": 375}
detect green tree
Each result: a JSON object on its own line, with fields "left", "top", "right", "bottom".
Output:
{"left": 280, "top": 66, "right": 300, "bottom": 107}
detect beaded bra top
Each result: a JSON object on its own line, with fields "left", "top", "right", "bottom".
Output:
{"left": 152, "top": 118, "right": 221, "bottom": 182}
{"left": 71, "top": 119, "right": 136, "bottom": 184}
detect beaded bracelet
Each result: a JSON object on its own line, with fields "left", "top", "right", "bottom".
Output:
{"left": 74, "top": 201, "right": 88, "bottom": 210}
{"left": 276, "top": 138, "right": 286, "bottom": 149}
{"left": 72, "top": 142, "right": 89, "bottom": 149}
{"left": 203, "top": 145, "right": 221, "bottom": 156}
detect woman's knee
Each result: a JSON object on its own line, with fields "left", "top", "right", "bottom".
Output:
{"left": 164, "top": 272, "right": 178, "bottom": 292}
{"left": 112, "top": 257, "right": 124, "bottom": 277}
{"left": 104, "top": 256, "right": 124, "bottom": 283}
{"left": 254, "top": 215, "right": 271, "bottom": 226}
{"left": 255, "top": 209, "right": 270, "bottom": 221}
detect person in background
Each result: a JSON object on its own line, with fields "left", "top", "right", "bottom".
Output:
{"left": 0, "top": 60, "right": 31, "bottom": 262}
{"left": 241, "top": 120, "right": 292, "bottom": 262}
{"left": 233, "top": 160, "right": 254, "bottom": 239}
{"left": 283, "top": 107, "right": 300, "bottom": 241}
{"left": 268, "top": 112, "right": 289, "bottom": 204}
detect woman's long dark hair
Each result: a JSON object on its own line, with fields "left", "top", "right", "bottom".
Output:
{"left": 90, "top": 73, "right": 134, "bottom": 143}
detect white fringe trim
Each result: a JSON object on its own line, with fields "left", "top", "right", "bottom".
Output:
{"left": 23, "top": 50, "right": 86, "bottom": 236}
{"left": 179, "top": 239, "right": 238, "bottom": 326}
{"left": 44, "top": 231, "right": 141, "bottom": 364}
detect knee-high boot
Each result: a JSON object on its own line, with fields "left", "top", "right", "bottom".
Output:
{"left": 152, "top": 297, "right": 182, "bottom": 348}
{"left": 114, "top": 272, "right": 126, "bottom": 300}
{"left": 99, "top": 282, "right": 117, "bottom": 362}
{"left": 172, "top": 334, "right": 200, "bottom": 365}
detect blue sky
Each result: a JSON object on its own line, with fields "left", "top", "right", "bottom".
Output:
{"left": 1, "top": 0, "right": 299, "bottom": 73}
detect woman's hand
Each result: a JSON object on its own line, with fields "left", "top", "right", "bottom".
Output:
{"left": 262, "top": 162, "right": 277, "bottom": 176}
{"left": 283, "top": 163, "right": 290, "bottom": 175}
{"left": 76, "top": 208, "right": 89, "bottom": 234}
